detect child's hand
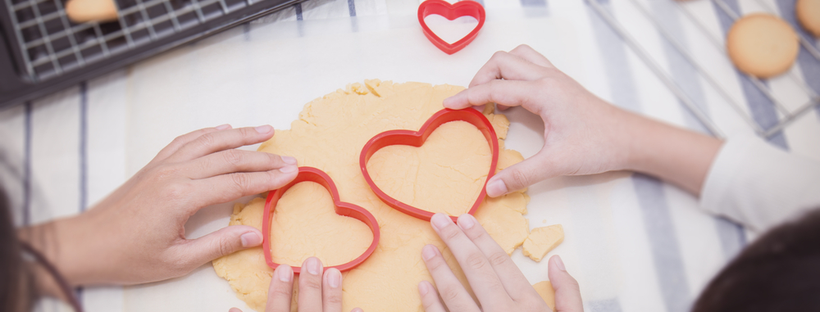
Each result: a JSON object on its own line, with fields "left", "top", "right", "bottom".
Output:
{"left": 445, "top": 45, "right": 721, "bottom": 196}
{"left": 420, "top": 213, "right": 583, "bottom": 312}
{"left": 21, "top": 125, "right": 299, "bottom": 286}
{"left": 443, "top": 44, "right": 635, "bottom": 197}
{"left": 228, "top": 258, "right": 363, "bottom": 312}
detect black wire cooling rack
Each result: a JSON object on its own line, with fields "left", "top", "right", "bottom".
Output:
{"left": 0, "top": 0, "right": 304, "bottom": 108}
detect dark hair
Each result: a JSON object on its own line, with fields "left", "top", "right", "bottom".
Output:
{"left": 693, "top": 208, "right": 820, "bottom": 311}
{"left": 0, "top": 184, "right": 36, "bottom": 312}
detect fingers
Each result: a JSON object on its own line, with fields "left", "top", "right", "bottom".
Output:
{"left": 193, "top": 167, "right": 298, "bottom": 207}
{"left": 168, "top": 125, "right": 276, "bottom": 163}
{"left": 229, "top": 308, "right": 243, "bottom": 312}
{"left": 468, "top": 50, "right": 550, "bottom": 88}
{"left": 428, "top": 213, "right": 513, "bottom": 309}
{"left": 454, "top": 214, "right": 541, "bottom": 301}
{"left": 151, "top": 125, "right": 230, "bottom": 164}
{"left": 420, "top": 244, "right": 481, "bottom": 312}
{"left": 322, "top": 268, "right": 343, "bottom": 312}
{"left": 265, "top": 264, "right": 295, "bottom": 312}
{"left": 418, "top": 281, "right": 447, "bottom": 312}
{"left": 186, "top": 149, "right": 297, "bottom": 179}
{"left": 485, "top": 150, "right": 559, "bottom": 197}
{"left": 548, "top": 256, "right": 583, "bottom": 312}
{"left": 508, "top": 44, "right": 554, "bottom": 68}
{"left": 298, "top": 257, "right": 324, "bottom": 312}
{"left": 443, "top": 80, "right": 539, "bottom": 112}
{"left": 176, "top": 225, "right": 262, "bottom": 268}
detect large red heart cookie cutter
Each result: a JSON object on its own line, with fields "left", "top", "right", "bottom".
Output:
{"left": 262, "top": 167, "right": 380, "bottom": 273}
{"left": 359, "top": 108, "right": 499, "bottom": 222}
{"left": 418, "top": 0, "right": 486, "bottom": 55}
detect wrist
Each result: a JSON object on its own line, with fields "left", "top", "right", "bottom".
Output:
{"left": 17, "top": 213, "right": 104, "bottom": 287}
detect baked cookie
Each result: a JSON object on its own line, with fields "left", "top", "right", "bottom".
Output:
{"left": 798, "top": 0, "right": 820, "bottom": 37}
{"left": 726, "top": 13, "right": 799, "bottom": 78}
{"left": 65, "top": 0, "right": 118, "bottom": 23}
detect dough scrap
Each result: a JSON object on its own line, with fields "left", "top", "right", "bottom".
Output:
{"left": 214, "top": 80, "right": 539, "bottom": 312}
{"left": 533, "top": 281, "right": 556, "bottom": 311}
{"left": 522, "top": 224, "right": 564, "bottom": 262}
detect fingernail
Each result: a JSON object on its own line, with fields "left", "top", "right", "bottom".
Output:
{"left": 240, "top": 231, "right": 262, "bottom": 247}
{"left": 458, "top": 214, "right": 476, "bottom": 230}
{"left": 327, "top": 268, "right": 341, "bottom": 288}
{"left": 278, "top": 264, "right": 293, "bottom": 282}
{"left": 279, "top": 165, "right": 297, "bottom": 173}
{"left": 486, "top": 178, "right": 508, "bottom": 197}
{"left": 430, "top": 213, "right": 451, "bottom": 230}
{"left": 281, "top": 156, "right": 297, "bottom": 165}
{"left": 216, "top": 124, "right": 232, "bottom": 130}
{"left": 418, "top": 282, "right": 429, "bottom": 295}
{"left": 255, "top": 125, "right": 273, "bottom": 134}
{"left": 422, "top": 245, "right": 437, "bottom": 261}
{"left": 307, "top": 257, "right": 322, "bottom": 275}
{"left": 554, "top": 255, "right": 566, "bottom": 272}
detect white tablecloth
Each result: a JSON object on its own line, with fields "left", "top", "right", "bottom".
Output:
{"left": 1, "top": 0, "right": 819, "bottom": 311}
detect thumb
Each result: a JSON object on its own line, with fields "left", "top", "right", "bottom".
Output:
{"left": 486, "top": 151, "right": 558, "bottom": 197}
{"left": 179, "top": 225, "right": 263, "bottom": 266}
{"left": 548, "top": 255, "right": 583, "bottom": 312}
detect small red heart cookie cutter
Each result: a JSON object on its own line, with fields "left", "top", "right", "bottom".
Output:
{"left": 262, "top": 167, "right": 381, "bottom": 273}
{"left": 359, "top": 108, "right": 499, "bottom": 222}
{"left": 418, "top": 0, "right": 486, "bottom": 55}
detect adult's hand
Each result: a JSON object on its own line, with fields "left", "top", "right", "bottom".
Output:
{"left": 20, "top": 125, "right": 298, "bottom": 286}
{"left": 419, "top": 213, "right": 583, "bottom": 312}
{"left": 229, "top": 257, "right": 363, "bottom": 312}
{"left": 444, "top": 45, "right": 721, "bottom": 196}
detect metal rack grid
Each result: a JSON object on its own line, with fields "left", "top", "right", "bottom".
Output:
{"left": 587, "top": 0, "right": 820, "bottom": 138}
{"left": 4, "top": 0, "right": 262, "bottom": 82}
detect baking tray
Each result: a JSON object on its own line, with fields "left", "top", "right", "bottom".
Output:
{"left": 0, "top": 0, "right": 305, "bottom": 108}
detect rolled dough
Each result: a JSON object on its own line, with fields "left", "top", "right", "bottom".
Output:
{"left": 213, "top": 80, "right": 548, "bottom": 311}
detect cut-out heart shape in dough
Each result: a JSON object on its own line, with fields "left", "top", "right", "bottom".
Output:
{"left": 360, "top": 108, "right": 499, "bottom": 222}
{"left": 418, "top": 0, "right": 486, "bottom": 54}
{"left": 262, "top": 167, "right": 380, "bottom": 273}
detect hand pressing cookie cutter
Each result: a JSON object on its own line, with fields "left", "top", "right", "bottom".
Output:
{"left": 418, "top": 0, "right": 486, "bottom": 55}
{"left": 262, "top": 167, "right": 381, "bottom": 273}
{"left": 359, "top": 108, "right": 499, "bottom": 222}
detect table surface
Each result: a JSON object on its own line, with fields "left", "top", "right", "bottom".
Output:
{"left": 1, "top": 0, "right": 819, "bottom": 311}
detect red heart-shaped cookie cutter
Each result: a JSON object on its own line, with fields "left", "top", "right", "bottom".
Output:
{"left": 418, "top": 0, "right": 486, "bottom": 55}
{"left": 359, "top": 108, "right": 499, "bottom": 222}
{"left": 262, "top": 167, "right": 381, "bottom": 273}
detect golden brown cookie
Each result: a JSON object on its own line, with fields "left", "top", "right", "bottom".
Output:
{"left": 726, "top": 13, "right": 800, "bottom": 78}
{"left": 65, "top": 0, "right": 118, "bottom": 23}
{"left": 798, "top": 0, "right": 820, "bottom": 37}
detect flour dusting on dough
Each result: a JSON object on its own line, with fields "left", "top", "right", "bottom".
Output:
{"left": 213, "top": 80, "right": 548, "bottom": 312}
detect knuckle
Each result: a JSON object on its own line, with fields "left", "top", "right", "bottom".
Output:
{"left": 491, "top": 50, "right": 508, "bottom": 61}
{"left": 221, "top": 149, "right": 245, "bottom": 167}
{"left": 196, "top": 133, "right": 218, "bottom": 150}
{"left": 465, "top": 252, "right": 488, "bottom": 271}
{"left": 270, "top": 285, "right": 292, "bottom": 298}
{"left": 301, "top": 277, "right": 322, "bottom": 291}
{"left": 439, "top": 285, "right": 462, "bottom": 302}
{"left": 160, "top": 180, "right": 191, "bottom": 200}
{"left": 325, "top": 292, "right": 343, "bottom": 305}
{"left": 508, "top": 168, "right": 530, "bottom": 189}
{"left": 215, "top": 236, "right": 236, "bottom": 258}
{"left": 230, "top": 173, "right": 253, "bottom": 193}
{"left": 440, "top": 226, "right": 461, "bottom": 242}
{"left": 487, "top": 251, "right": 509, "bottom": 267}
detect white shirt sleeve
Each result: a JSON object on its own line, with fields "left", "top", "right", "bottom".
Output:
{"left": 700, "top": 133, "right": 820, "bottom": 233}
